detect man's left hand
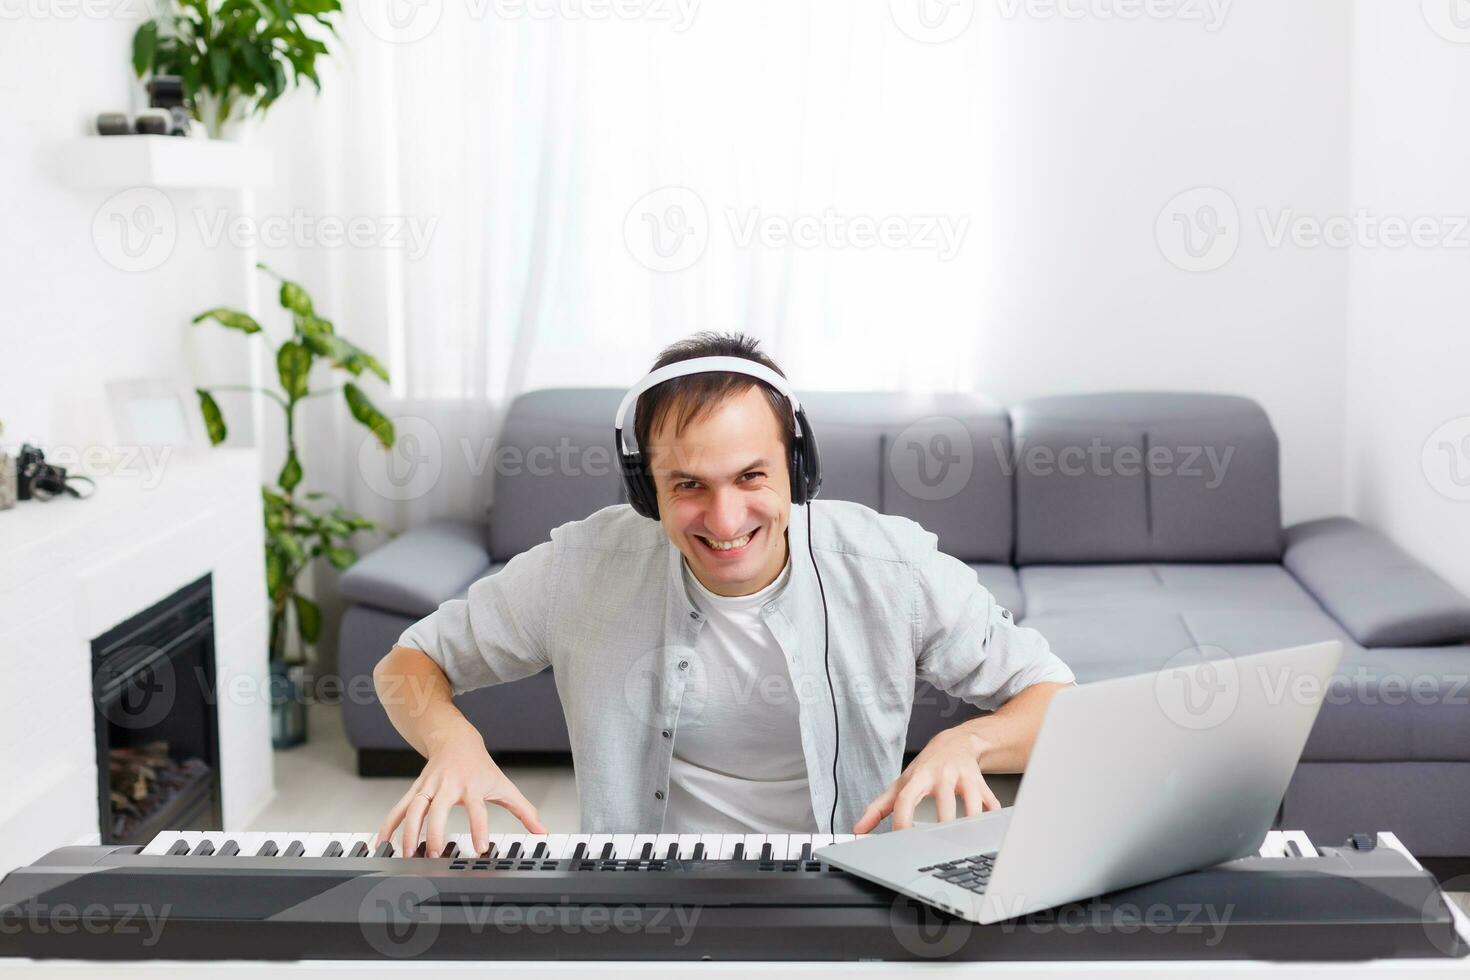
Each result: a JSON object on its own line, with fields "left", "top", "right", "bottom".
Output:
{"left": 853, "top": 728, "right": 1002, "bottom": 833}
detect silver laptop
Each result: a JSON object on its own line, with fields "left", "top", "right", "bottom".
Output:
{"left": 816, "top": 640, "right": 1343, "bottom": 924}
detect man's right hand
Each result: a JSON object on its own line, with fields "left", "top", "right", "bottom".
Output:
{"left": 377, "top": 720, "right": 546, "bottom": 858}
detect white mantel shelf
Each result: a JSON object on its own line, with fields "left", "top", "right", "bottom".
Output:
{"left": 0, "top": 448, "right": 275, "bottom": 875}
{"left": 59, "top": 135, "right": 275, "bottom": 190}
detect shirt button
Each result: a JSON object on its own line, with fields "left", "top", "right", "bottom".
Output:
{"left": 661, "top": 729, "right": 671, "bottom": 739}
{"left": 689, "top": 610, "right": 701, "bottom": 620}
{"left": 678, "top": 660, "right": 689, "bottom": 670}
{"left": 654, "top": 789, "right": 665, "bottom": 800}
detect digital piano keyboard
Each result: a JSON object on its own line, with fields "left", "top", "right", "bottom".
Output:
{"left": 0, "top": 829, "right": 1464, "bottom": 962}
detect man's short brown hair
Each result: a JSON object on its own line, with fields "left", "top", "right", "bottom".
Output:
{"left": 633, "top": 332, "right": 796, "bottom": 465}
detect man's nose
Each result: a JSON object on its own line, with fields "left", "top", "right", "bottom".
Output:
{"left": 704, "top": 486, "right": 747, "bottom": 539}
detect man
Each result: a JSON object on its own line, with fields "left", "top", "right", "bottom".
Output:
{"left": 375, "top": 333, "right": 1075, "bottom": 857}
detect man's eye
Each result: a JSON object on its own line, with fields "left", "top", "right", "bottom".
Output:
{"left": 740, "top": 471, "right": 766, "bottom": 482}
{"left": 675, "top": 480, "right": 700, "bottom": 491}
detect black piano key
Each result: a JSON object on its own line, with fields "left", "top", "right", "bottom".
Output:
{"left": 190, "top": 840, "right": 215, "bottom": 857}
{"left": 531, "top": 842, "right": 548, "bottom": 859}
{"left": 217, "top": 840, "right": 239, "bottom": 857}
{"left": 349, "top": 842, "right": 369, "bottom": 858}
{"left": 504, "top": 843, "right": 521, "bottom": 860}
{"left": 373, "top": 842, "right": 394, "bottom": 858}
{"left": 256, "top": 840, "right": 279, "bottom": 857}
{"left": 440, "top": 842, "right": 458, "bottom": 859}
{"left": 166, "top": 839, "right": 191, "bottom": 856}
{"left": 412, "top": 841, "right": 428, "bottom": 858}
{"left": 759, "top": 843, "right": 773, "bottom": 862}
{"left": 799, "top": 843, "right": 813, "bottom": 862}
{"left": 665, "top": 843, "right": 680, "bottom": 860}
{"left": 691, "top": 843, "right": 706, "bottom": 860}
{"left": 571, "top": 843, "right": 588, "bottom": 861}
{"left": 283, "top": 841, "right": 305, "bottom": 858}
{"left": 1286, "top": 839, "right": 1304, "bottom": 858}
{"left": 640, "top": 842, "right": 654, "bottom": 860}
{"left": 600, "top": 843, "right": 615, "bottom": 860}
{"left": 731, "top": 843, "right": 745, "bottom": 860}
{"left": 323, "top": 841, "right": 344, "bottom": 858}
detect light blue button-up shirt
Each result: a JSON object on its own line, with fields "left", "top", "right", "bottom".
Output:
{"left": 398, "top": 500, "right": 1075, "bottom": 833}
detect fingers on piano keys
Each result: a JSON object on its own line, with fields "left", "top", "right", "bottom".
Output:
{"left": 140, "top": 831, "right": 867, "bottom": 862}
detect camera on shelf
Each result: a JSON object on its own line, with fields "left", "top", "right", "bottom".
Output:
{"left": 16, "top": 444, "right": 93, "bottom": 501}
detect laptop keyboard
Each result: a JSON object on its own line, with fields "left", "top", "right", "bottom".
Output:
{"left": 917, "top": 851, "right": 996, "bottom": 894}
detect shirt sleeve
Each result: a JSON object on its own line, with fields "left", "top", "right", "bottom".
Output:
{"left": 395, "top": 538, "right": 557, "bottom": 695}
{"left": 913, "top": 546, "right": 1075, "bottom": 712}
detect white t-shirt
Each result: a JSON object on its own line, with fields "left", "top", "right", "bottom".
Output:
{"left": 663, "top": 555, "right": 817, "bottom": 833}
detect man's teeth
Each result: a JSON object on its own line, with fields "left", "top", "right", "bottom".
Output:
{"left": 701, "top": 530, "right": 754, "bottom": 551}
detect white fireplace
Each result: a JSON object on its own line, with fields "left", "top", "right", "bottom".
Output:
{"left": 0, "top": 449, "right": 274, "bottom": 873}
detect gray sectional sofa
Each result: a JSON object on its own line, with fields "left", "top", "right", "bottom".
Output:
{"left": 338, "top": 389, "right": 1470, "bottom": 868}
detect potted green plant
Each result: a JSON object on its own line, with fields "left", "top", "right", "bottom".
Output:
{"left": 132, "top": 0, "right": 343, "bottom": 139}
{"left": 193, "top": 263, "right": 395, "bottom": 746}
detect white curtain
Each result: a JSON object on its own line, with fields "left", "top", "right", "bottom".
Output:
{"left": 256, "top": 0, "right": 989, "bottom": 538}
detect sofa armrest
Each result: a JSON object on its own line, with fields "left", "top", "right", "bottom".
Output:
{"left": 1283, "top": 516, "right": 1470, "bottom": 647}
{"left": 338, "top": 519, "right": 492, "bottom": 619}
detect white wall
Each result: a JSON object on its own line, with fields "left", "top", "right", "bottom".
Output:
{"left": 1344, "top": 0, "right": 1470, "bottom": 596}
{"left": 968, "top": 0, "right": 1353, "bottom": 527}
{"left": 0, "top": 13, "right": 252, "bottom": 457}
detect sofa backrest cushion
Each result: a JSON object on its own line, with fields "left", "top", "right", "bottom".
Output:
{"left": 488, "top": 388, "right": 625, "bottom": 558}
{"left": 1011, "top": 393, "right": 1283, "bottom": 564}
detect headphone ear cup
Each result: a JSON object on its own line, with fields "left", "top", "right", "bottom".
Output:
{"left": 619, "top": 451, "right": 660, "bottom": 520}
{"left": 793, "top": 408, "right": 822, "bottom": 504}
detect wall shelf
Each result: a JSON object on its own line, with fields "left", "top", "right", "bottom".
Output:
{"left": 59, "top": 135, "right": 275, "bottom": 191}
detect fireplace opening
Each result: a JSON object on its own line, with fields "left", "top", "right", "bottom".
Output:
{"left": 92, "top": 574, "right": 222, "bottom": 844}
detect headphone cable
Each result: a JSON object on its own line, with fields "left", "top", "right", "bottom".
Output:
{"left": 807, "top": 502, "right": 838, "bottom": 835}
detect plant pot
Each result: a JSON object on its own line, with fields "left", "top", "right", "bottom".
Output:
{"left": 269, "top": 660, "right": 308, "bottom": 749}
{"left": 194, "top": 92, "right": 256, "bottom": 141}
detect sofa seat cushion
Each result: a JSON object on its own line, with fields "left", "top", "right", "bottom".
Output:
{"left": 1180, "top": 610, "right": 1470, "bottom": 763}
{"left": 338, "top": 521, "right": 493, "bottom": 618}
{"left": 1012, "top": 611, "right": 1200, "bottom": 685}
{"left": 970, "top": 563, "right": 1023, "bottom": 619}
{"left": 1019, "top": 564, "right": 1320, "bottom": 618}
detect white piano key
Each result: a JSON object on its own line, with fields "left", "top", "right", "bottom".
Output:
{"left": 761, "top": 834, "right": 789, "bottom": 860}
{"left": 716, "top": 835, "right": 742, "bottom": 859}
{"left": 587, "top": 833, "right": 617, "bottom": 860}
{"left": 632, "top": 834, "right": 662, "bottom": 859}
{"left": 302, "top": 833, "right": 335, "bottom": 857}
{"left": 694, "top": 834, "right": 721, "bottom": 860}
{"left": 541, "top": 834, "right": 571, "bottom": 859}
{"left": 1281, "top": 830, "right": 1317, "bottom": 858}
{"left": 786, "top": 834, "right": 813, "bottom": 861}
{"left": 611, "top": 833, "right": 637, "bottom": 859}
{"left": 1258, "top": 830, "right": 1289, "bottom": 858}
{"left": 481, "top": 833, "right": 509, "bottom": 858}
{"left": 653, "top": 834, "right": 682, "bottom": 858}
{"left": 141, "top": 831, "right": 183, "bottom": 855}
{"left": 833, "top": 834, "right": 857, "bottom": 845}
{"left": 673, "top": 834, "right": 700, "bottom": 859}
{"left": 449, "top": 834, "right": 476, "bottom": 857}
{"left": 229, "top": 832, "right": 264, "bottom": 858}
{"left": 741, "top": 834, "right": 768, "bottom": 860}
{"left": 809, "top": 834, "right": 835, "bottom": 852}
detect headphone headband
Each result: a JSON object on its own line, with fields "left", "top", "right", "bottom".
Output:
{"left": 613, "top": 356, "right": 803, "bottom": 455}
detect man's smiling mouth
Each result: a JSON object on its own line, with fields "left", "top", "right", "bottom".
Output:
{"left": 695, "top": 526, "right": 759, "bottom": 554}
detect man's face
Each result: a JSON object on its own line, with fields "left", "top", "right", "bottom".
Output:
{"left": 648, "top": 385, "right": 792, "bottom": 597}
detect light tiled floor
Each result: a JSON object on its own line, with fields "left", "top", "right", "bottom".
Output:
{"left": 250, "top": 705, "right": 1470, "bottom": 918}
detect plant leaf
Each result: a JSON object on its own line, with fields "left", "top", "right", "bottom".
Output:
{"left": 292, "top": 594, "right": 321, "bottom": 644}
{"left": 278, "top": 450, "right": 303, "bottom": 492}
{"left": 195, "top": 389, "right": 227, "bottom": 445}
{"left": 279, "top": 279, "right": 313, "bottom": 316}
{"left": 265, "top": 545, "right": 284, "bottom": 597}
{"left": 343, "top": 383, "right": 395, "bottom": 449}
{"left": 132, "top": 21, "right": 158, "bottom": 77}
{"left": 192, "top": 307, "right": 262, "bottom": 333}
{"left": 276, "top": 341, "right": 311, "bottom": 400}
{"left": 326, "top": 546, "right": 356, "bottom": 570}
